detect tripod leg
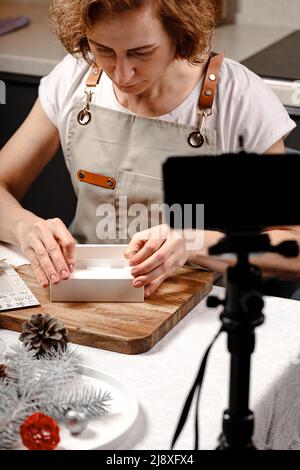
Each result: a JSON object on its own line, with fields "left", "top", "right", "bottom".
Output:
{"left": 217, "top": 327, "right": 257, "bottom": 449}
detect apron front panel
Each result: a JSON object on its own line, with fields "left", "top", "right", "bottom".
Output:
{"left": 126, "top": 117, "right": 217, "bottom": 177}
{"left": 67, "top": 107, "right": 131, "bottom": 243}
{"left": 66, "top": 103, "right": 217, "bottom": 244}
{"left": 67, "top": 106, "right": 135, "bottom": 183}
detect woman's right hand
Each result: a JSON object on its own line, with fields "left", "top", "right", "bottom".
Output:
{"left": 17, "top": 217, "right": 76, "bottom": 288}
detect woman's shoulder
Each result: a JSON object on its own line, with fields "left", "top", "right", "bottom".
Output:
{"left": 39, "top": 54, "right": 90, "bottom": 127}
{"left": 216, "top": 57, "right": 296, "bottom": 154}
{"left": 220, "top": 57, "right": 264, "bottom": 88}
{"left": 217, "top": 56, "right": 286, "bottom": 115}
{"left": 42, "top": 54, "right": 89, "bottom": 83}
{"left": 40, "top": 54, "right": 90, "bottom": 98}
{"left": 219, "top": 57, "right": 275, "bottom": 100}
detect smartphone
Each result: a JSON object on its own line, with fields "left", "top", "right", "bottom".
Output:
{"left": 163, "top": 154, "right": 300, "bottom": 233}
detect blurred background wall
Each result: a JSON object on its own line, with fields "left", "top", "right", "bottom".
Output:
{"left": 3, "top": 0, "right": 300, "bottom": 29}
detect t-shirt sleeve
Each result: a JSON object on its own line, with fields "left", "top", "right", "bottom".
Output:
{"left": 234, "top": 66, "right": 296, "bottom": 154}
{"left": 38, "top": 54, "right": 86, "bottom": 128}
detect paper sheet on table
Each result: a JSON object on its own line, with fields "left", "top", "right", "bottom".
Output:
{"left": 0, "top": 262, "right": 40, "bottom": 311}
{"left": 0, "top": 243, "right": 30, "bottom": 267}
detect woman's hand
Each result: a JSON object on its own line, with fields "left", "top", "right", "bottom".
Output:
{"left": 16, "top": 218, "right": 76, "bottom": 288}
{"left": 124, "top": 225, "right": 191, "bottom": 297}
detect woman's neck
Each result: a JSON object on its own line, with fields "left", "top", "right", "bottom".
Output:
{"left": 113, "top": 57, "right": 209, "bottom": 117}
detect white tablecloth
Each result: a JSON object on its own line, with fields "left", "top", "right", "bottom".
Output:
{"left": 1, "top": 285, "right": 300, "bottom": 450}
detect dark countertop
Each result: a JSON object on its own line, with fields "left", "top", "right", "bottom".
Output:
{"left": 242, "top": 31, "right": 300, "bottom": 81}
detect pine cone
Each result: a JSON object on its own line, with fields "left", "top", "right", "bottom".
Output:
{"left": 19, "top": 314, "right": 69, "bottom": 357}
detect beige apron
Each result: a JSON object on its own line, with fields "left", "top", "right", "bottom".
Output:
{"left": 65, "top": 54, "right": 224, "bottom": 244}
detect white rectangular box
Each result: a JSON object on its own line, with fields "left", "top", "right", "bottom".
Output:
{"left": 50, "top": 245, "right": 144, "bottom": 303}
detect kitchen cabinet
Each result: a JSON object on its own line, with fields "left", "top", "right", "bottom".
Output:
{"left": 0, "top": 71, "right": 77, "bottom": 227}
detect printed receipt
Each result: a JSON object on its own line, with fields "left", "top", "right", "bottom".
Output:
{"left": 0, "top": 262, "right": 40, "bottom": 312}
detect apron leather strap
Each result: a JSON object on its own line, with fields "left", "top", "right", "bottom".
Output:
{"left": 198, "top": 52, "right": 224, "bottom": 111}
{"left": 86, "top": 66, "right": 103, "bottom": 88}
{"left": 85, "top": 53, "right": 224, "bottom": 111}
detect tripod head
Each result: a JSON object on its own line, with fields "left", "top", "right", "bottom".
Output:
{"left": 209, "top": 232, "right": 299, "bottom": 259}
{"left": 207, "top": 232, "right": 299, "bottom": 309}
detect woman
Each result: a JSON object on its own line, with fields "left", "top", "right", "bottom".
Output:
{"left": 0, "top": 0, "right": 298, "bottom": 297}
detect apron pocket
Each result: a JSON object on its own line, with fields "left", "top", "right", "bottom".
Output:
{"left": 114, "top": 170, "right": 164, "bottom": 240}
{"left": 71, "top": 170, "right": 117, "bottom": 244}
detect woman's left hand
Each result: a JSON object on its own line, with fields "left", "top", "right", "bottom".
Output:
{"left": 124, "top": 225, "right": 190, "bottom": 297}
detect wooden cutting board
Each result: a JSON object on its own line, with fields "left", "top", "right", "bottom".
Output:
{"left": 0, "top": 265, "right": 213, "bottom": 355}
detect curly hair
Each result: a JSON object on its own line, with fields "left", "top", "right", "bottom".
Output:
{"left": 49, "top": 0, "right": 217, "bottom": 65}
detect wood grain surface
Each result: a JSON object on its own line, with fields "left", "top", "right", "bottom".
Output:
{"left": 0, "top": 265, "right": 213, "bottom": 354}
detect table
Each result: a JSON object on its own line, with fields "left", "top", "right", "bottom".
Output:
{"left": 1, "top": 284, "right": 300, "bottom": 450}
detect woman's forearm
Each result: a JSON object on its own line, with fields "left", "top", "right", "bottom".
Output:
{"left": 187, "top": 230, "right": 228, "bottom": 272}
{"left": 254, "top": 228, "right": 300, "bottom": 280}
{"left": 188, "top": 228, "right": 300, "bottom": 281}
{"left": 0, "top": 184, "right": 42, "bottom": 246}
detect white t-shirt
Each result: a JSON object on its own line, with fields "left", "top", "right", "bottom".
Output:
{"left": 39, "top": 54, "right": 296, "bottom": 157}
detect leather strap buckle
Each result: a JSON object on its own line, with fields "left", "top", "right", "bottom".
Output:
{"left": 77, "top": 67, "right": 103, "bottom": 126}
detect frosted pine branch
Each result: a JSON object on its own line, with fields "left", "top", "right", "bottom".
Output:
{"left": 0, "top": 343, "right": 113, "bottom": 449}
{"left": 45, "top": 387, "right": 112, "bottom": 421}
{"left": 5, "top": 343, "right": 81, "bottom": 391}
{"left": 0, "top": 380, "right": 36, "bottom": 449}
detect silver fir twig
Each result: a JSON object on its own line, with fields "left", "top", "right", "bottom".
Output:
{"left": 45, "top": 387, "right": 112, "bottom": 421}
{"left": 0, "top": 343, "right": 111, "bottom": 449}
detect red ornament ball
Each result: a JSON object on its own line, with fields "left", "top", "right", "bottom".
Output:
{"left": 20, "top": 412, "right": 60, "bottom": 450}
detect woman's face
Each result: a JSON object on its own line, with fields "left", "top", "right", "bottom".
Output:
{"left": 87, "top": 4, "right": 177, "bottom": 94}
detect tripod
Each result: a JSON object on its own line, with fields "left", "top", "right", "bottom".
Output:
{"left": 206, "top": 233, "right": 299, "bottom": 449}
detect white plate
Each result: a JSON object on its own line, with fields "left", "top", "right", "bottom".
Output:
{"left": 18, "top": 366, "right": 139, "bottom": 451}
{"left": 59, "top": 366, "right": 139, "bottom": 450}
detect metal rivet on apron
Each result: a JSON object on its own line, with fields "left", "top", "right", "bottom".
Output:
{"left": 107, "top": 179, "right": 114, "bottom": 187}
{"left": 209, "top": 74, "right": 216, "bottom": 81}
{"left": 205, "top": 89, "right": 212, "bottom": 97}
{"left": 79, "top": 171, "right": 86, "bottom": 180}
{"left": 93, "top": 69, "right": 98, "bottom": 75}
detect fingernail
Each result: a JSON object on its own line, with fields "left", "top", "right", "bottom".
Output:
{"left": 61, "top": 270, "right": 69, "bottom": 279}
{"left": 145, "top": 290, "right": 150, "bottom": 297}
{"left": 134, "top": 281, "right": 143, "bottom": 288}
{"left": 68, "top": 264, "right": 74, "bottom": 273}
{"left": 131, "top": 269, "right": 139, "bottom": 276}
{"left": 129, "top": 261, "right": 136, "bottom": 267}
{"left": 50, "top": 274, "right": 59, "bottom": 284}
